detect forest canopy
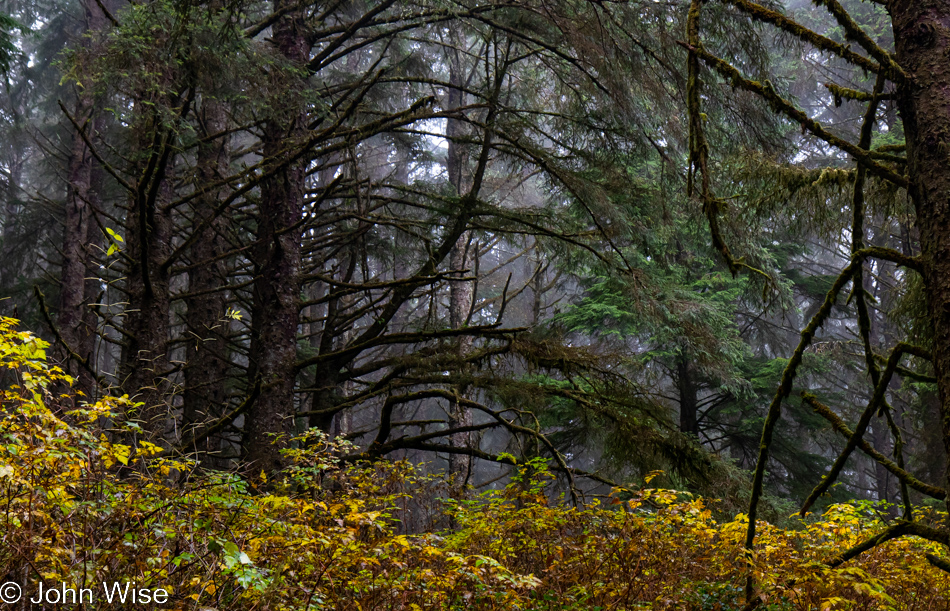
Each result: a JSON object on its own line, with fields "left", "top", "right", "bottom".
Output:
{"left": 2, "top": 0, "right": 950, "bottom": 607}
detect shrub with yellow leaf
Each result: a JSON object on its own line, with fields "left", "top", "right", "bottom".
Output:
{"left": 0, "top": 317, "right": 948, "bottom": 610}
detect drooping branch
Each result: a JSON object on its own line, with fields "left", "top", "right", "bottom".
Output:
{"left": 178, "top": 377, "right": 262, "bottom": 452}
{"left": 686, "top": 0, "right": 771, "bottom": 281}
{"left": 295, "top": 325, "right": 524, "bottom": 372}
{"left": 368, "top": 387, "right": 579, "bottom": 504}
{"left": 58, "top": 100, "right": 134, "bottom": 194}
{"left": 33, "top": 285, "right": 109, "bottom": 390}
{"left": 354, "top": 440, "right": 618, "bottom": 489}
{"left": 825, "top": 82, "right": 896, "bottom": 104}
{"left": 827, "top": 521, "right": 913, "bottom": 568}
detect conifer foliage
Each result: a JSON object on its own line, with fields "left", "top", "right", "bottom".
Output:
{"left": 2, "top": 0, "right": 950, "bottom": 606}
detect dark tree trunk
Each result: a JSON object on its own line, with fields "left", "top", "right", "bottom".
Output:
{"left": 118, "top": 103, "right": 176, "bottom": 440}
{"left": 677, "top": 356, "right": 699, "bottom": 436}
{"left": 0, "top": 151, "right": 23, "bottom": 310}
{"left": 890, "top": 0, "right": 950, "bottom": 515}
{"left": 119, "top": 166, "right": 173, "bottom": 440}
{"left": 58, "top": 108, "right": 98, "bottom": 399}
{"left": 183, "top": 95, "right": 232, "bottom": 462}
{"left": 57, "top": 0, "right": 107, "bottom": 400}
{"left": 243, "top": 0, "right": 308, "bottom": 474}
{"left": 307, "top": 222, "right": 344, "bottom": 435}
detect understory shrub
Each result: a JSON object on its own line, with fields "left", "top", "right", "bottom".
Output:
{"left": 1, "top": 317, "right": 948, "bottom": 610}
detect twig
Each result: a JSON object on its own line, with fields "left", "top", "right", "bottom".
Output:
{"left": 33, "top": 285, "right": 109, "bottom": 389}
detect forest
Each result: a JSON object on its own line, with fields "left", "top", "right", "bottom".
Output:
{"left": 1, "top": 0, "right": 950, "bottom": 607}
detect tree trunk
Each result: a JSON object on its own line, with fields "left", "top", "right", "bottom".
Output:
{"left": 890, "top": 0, "right": 950, "bottom": 516}
{"left": 870, "top": 423, "right": 892, "bottom": 502}
{"left": 448, "top": 235, "right": 474, "bottom": 492}
{"left": 677, "top": 356, "right": 699, "bottom": 436}
{"left": 117, "top": 77, "right": 180, "bottom": 440}
{"left": 243, "top": 0, "right": 308, "bottom": 474}
{"left": 183, "top": 93, "right": 231, "bottom": 463}
{"left": 57, "top": 0, "right": 108, "bottom": 400}
{"left": 119, "top": 148, "right": 173, "bottom": 440}
{"left": 0, "top": 149, "right": 23, "bottom": 313}
{"left": 445, "top": 35, "right": 475, "bottom": 494}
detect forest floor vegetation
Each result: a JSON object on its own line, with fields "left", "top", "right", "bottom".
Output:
{"left": 1, "top": 318, "right": 948, "bottom": 610}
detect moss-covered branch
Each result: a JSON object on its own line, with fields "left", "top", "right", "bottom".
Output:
{"left": 741, "top": 258, "right": 859, "bottom": 602}
{"left": 811, "top": 0, "right": 906, "bottom": 81}
{"left": 721, "top": 0, "right": 884, "bottom": 76}
{"left": 676, "top": 42, "right": 908, "bottom": 188}
{"left": 686, "top": 0, "right": 772, "bottom": 281}
{"left": 804, "top": 393, "right": 946, "bottom": 501}
{"left": 825, "top": 82, "right": 896, "bottom": 104}
{"left": 829, "top": 521, "right": 950, "bottom": 567}
{"left": 799, "top": 342, "right": 930, "bottom": 515}
{"left": 926, "top": 554, "right": 950, "bottom": 574}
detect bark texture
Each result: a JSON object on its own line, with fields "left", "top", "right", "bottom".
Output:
{"left": 119, "top": 151, "right": 173, "bottom": 439}
{"left": 677, "top": 357, "right": 699, "bottom": 436}
{"left": 183, "top": 94, "right": 232, "bottom": 462}
{"left": 890, "top": 0, "right": 950, "bottom": 514}
{"left": 118, "top": 86, "right": 179, "bottom": 440}
{"left": 243, "top": 0, "right": 309, "bottom": 474}
{"left": 445, "top": 38, "right": 475, "bottom": 494}
{"left": 57, "top": 0, "right": 107, "bottom": 400}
